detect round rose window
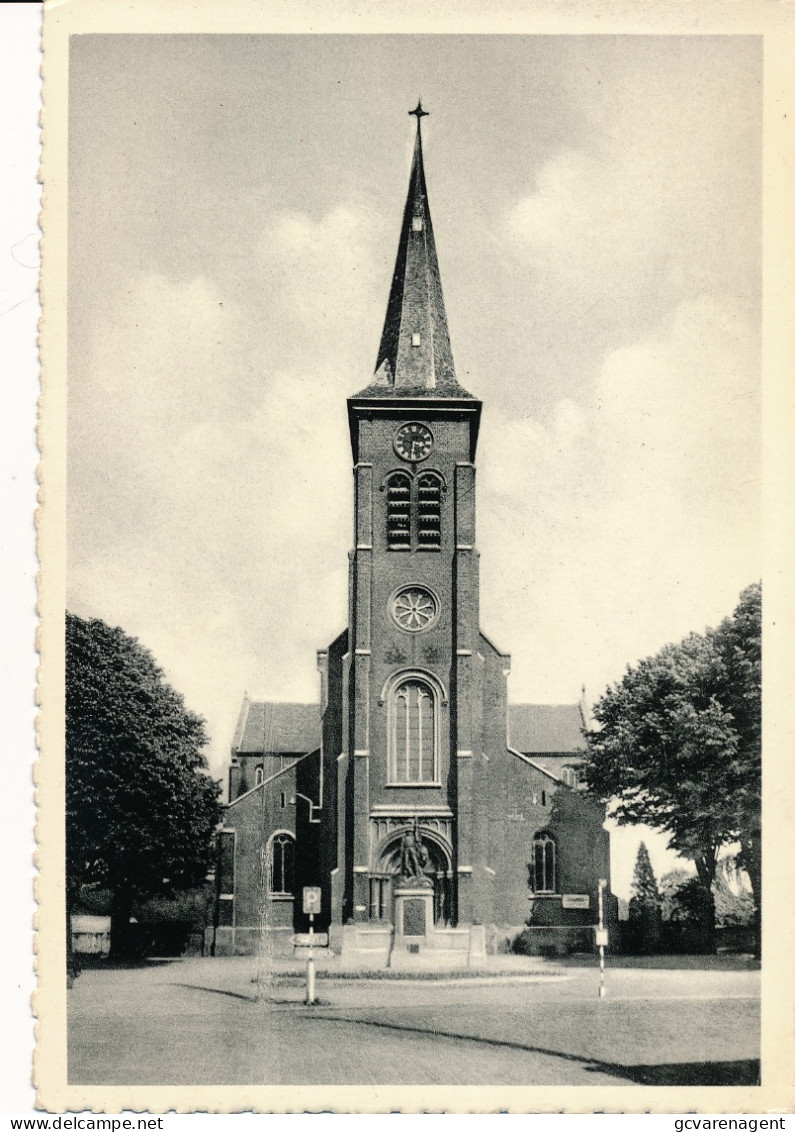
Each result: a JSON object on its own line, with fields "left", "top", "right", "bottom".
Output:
{"left": 390, "top": 586, "right": 439, "bottom": 633}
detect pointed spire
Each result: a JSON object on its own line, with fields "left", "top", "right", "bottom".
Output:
{"left": 362, "top": 103, "right": 471, "bottom": 399}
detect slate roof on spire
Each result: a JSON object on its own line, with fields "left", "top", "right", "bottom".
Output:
{"left": 353, "top": 106, "right": 474, "bottom": 400}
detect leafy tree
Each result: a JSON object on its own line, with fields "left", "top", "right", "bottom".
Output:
{"left": 659, "top": 868, "right": 693, "bottom": 922}
{"left": 66, "top": 613, "right": 222, "bottom": 962}
{"left": 628, "top": 841, "right": 662, "bottom": 952}
{"left": 584, "top": 584, "right": 761, "bottom": 953}
{"left": 712, "top": 857, "right": 755, "bottom": 929}
{"left": 666, "top": 877, "right": 715, "bottom": 953}
{"left": 658, "top": 860, "right": 753, "bottom": 953}
{"left": 712, "top": 585, "right": 761, "bottom": 948}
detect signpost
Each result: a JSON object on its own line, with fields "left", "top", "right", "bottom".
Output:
{"left": 597, "top": 878, "right": 608, "bottom": 998}
{"left": 302, "top": 886, "right": 322, "bottom": 1005}
{"left": 303, "top": 887, "right": 322, "bottom": 915}
{"left": 562, "top": 894, "right": 590, "bottom": 910}
{"left": 294, "top": 932, "right": 328, "bottom": 947}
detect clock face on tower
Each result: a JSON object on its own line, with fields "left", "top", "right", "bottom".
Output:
{"left": 394, "top": 422, "right": 433, "bottom": 463}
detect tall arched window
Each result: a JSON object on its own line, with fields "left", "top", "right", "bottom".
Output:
{"left": 269, "top": 833, "right": 295, "bottom": 897}
{"left": 416, "top": 473, "right": 442, "bottom": 549}
{"left": 532, "top": 832, "right": 556, "bottom": 894}
{"left": 386, "top": 472, "right": 412, "bottom": 549}
{"left": 390, "top": 678, "right": 438, "bottom": 784}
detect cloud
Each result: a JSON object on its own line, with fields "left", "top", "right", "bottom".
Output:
{"left": 506, "top": 147, "right": 664, "bottom": 287}
{"left": 500, "top": 68, "right": 760, "bottom": 387}
{"left": 595, "top": 295, "right": 759, "bottom": 521}
{"left": 491, "top": 50, "right": 760, "bottom": 700}
{"left": 68, "top": 205, "right": 384, "bottom": 772}
{"left": 479, "top": 295, "right": 759, "bottom": 704}
{"left": 254, "top": 204, "right": 384, "bottom": 376}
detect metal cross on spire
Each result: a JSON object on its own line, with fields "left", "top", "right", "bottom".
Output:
{"left": 409, "top": 99, "right": 429, "bottom": 128}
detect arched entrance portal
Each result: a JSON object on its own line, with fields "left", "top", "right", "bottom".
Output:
{"left": 370, "top": 827, "right": 454, "bottom": 926}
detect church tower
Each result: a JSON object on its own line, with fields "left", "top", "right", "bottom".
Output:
{"left": 318, "top": 104, "right": 508, "bottom": 958}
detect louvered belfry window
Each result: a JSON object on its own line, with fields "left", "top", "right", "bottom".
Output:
{"left": 386, "top": 472, "right": 412, "bottom": 549}
{"left": 417, "top": 473, "right": 442, "bottom": 549}
{"left": 385, "top": 471, "right": 443, "bottom": 550}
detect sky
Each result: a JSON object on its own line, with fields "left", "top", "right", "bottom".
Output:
{"left": 66, "top": 34, "right": 761, "bottom": 896}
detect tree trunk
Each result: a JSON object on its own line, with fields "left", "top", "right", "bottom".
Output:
{"left": 694, "top": 846, "right": 718, "bottom": 954}
{"left": 66, "top": 882, "right": 80, "bottom": 987}
{"left": 741, "top": 834, "right": 761, "bottom": 959}
{"left": 109, "top": 887, "right": 135, "bottom": 961}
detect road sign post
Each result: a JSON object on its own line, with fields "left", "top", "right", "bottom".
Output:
{"left": 302, "top": 887, "right": 321, "bottom": 1005}
{"left": 597, "top": 878, "right": 608, "bottom": 999}
{"left": 306, "top": 914, "right": 316, "bottom": 1005}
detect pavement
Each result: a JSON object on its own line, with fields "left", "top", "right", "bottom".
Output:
{"left": 67, "top": 954, "right": 761, "bottom": 1087}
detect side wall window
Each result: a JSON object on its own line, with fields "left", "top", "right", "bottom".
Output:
{"left": 562, "top": 765, "right": 582, "bottom": 788}
{"left": 269, "top": 832, "right": 295, "bottom": 897}
{"left": 532, "top": 832, "right": 556, "bottom": 894}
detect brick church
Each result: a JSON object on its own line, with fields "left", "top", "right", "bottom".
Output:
{"left": 214, "top": 107, "right": 614, "bottom": 965}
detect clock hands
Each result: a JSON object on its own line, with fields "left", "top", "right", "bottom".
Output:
{"left": 395, "top": 423, "right": 433, "bottom": 463}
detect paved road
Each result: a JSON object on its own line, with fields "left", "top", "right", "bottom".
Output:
{"left": 67, "top": 958, "right": 760, "bottom": 1087}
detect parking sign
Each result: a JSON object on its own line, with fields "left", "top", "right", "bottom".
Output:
{"left": 302, "top": 886, "right": 322, "bottom": 915}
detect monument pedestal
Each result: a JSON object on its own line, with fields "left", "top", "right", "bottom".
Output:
{"left": 388, "top": 878, "right": 489, "bottom": 968}
{"left": 388, "top": 892, "right": 485, "bottom": 969}
{"left": 394, "top": 884, "right": 433, "bottom": 940}
{"left": 389, "top": 883, "right": 434, "bottom": 966}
